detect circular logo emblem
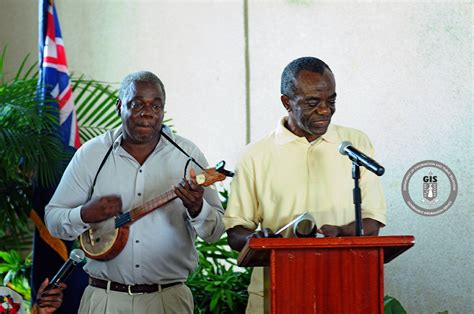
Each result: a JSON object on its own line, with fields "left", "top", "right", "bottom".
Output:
{"left": 401, "top": 160, "right": 457, "bottom": 216}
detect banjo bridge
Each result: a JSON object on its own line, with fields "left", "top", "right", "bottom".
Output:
{"left": 88, "top": 229, "right": 96, "bottom": 246}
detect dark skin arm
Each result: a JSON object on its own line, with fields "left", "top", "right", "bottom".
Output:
{"left": 37, "top": 278, "right": 66, "bottom": 314}
{"left": 174, "top": 168, "right": 205, "bottom": 218}
{"left": 227, "top": 226, "right": 281, "bottom": 252}
{"left": 227, "top": 218, "right": 381, "bottom": 252}
{"left": 318, "top": 218, "right": 381, "bottom": 237}
{"left": 81, "top": 169, "right": 204, "bottom": 222}
{"left": 80, "top": 195, "right": 122, "bottom": 223}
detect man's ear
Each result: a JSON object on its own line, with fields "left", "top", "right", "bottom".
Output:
{"left": 280, "top": 95, "right": 291, "bottom": 112}
{"left": 115, "top": 99, "right": 122, "bottom": 116}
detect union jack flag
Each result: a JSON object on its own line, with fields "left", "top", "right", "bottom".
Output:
{"left": 31, "top": 2, "right": 88, "bottom": 313}
{"left": 38, "top": 1, "right": 80, "bottom": 149}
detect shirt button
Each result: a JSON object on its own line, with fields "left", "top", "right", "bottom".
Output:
{"left": 138, "top": 193, "right": 142, "bottom": 196}
{"left": 135, "top": 240, "right": 139, "bottom": 243}
{"left": 135, "top": 264, "right": 140, "bottom": 268}
{"left": 139, "top": 169, "right": 142, "bottom": 173}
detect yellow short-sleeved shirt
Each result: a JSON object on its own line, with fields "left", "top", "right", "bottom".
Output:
{"left": 223, "top": 117, "right": 386, "bottom": 313}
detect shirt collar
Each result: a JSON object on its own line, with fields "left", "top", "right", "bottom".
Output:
{"left": 274, "top": 117, "right": 339, "bottom": 145}
{"left": 112, "top": 127, "right": 123, "bottom": 150}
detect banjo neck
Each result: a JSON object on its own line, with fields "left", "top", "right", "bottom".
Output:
{"left": 114, "top": 189, "right": 178, "bottom": 228}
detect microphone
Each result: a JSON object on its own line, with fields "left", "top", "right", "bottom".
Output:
{"left": 339, "top": 141, "right": 385, "bottom": 176}
{"left": 293, "top": 213, "right": 317, "bottom": 238}
{"left": 45, "top": 249, "right": 85, "bottom": 291}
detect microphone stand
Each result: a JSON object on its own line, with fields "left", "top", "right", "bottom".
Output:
{"left": 352, "top": 161, "right": 363, "bottom": 236}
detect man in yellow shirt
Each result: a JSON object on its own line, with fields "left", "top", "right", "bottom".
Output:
{"left": 223, "top": 57, "right": 386, "bottom": 313}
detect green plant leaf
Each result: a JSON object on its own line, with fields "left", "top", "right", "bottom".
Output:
{"left": 0, "top": 265, "right": 12, "bottom": 273}
{"left": 384, "top": 295, "right": 407, "bottom": 314}
{"left": 0, "top": 250, "right": 18, "bottom": 264}
{"left": 210, "top": 291, "right": 221, "bottom": 311}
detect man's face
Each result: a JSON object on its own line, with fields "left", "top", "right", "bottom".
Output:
{"left": 282, "top": 69, "right": 336, "bottom": 141}
{"left": 117, "top": 81, "right": 165, "bottom": 145}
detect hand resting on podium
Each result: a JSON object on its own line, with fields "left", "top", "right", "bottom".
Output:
{"left": 318, "top": 218, "right": 382, "bottom": 237}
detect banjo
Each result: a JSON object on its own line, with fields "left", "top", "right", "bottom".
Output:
{"left": 79, "top": 166, "right": 227, "bottom": 261}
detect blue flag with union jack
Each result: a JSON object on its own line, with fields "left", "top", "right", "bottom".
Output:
{"left": 38, "top": 1, "right": 80, "bottom": 148}
{"left": 31, "top": 1, "right": 87, "bottom": 313}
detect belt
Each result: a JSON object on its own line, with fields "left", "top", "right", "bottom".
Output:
{"left": 89, "top": 277, "right": 181, "bottom": 295}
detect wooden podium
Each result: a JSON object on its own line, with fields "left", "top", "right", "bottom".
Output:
{"left": 237, "top": 236, "right": 414, "bottom": 314}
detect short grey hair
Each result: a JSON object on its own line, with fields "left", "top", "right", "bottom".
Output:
{"left": 118, "top": 71, "right": 166, "bottom": 102}
{"left": 281, "top": 57, "right": 332, "bottom": 97}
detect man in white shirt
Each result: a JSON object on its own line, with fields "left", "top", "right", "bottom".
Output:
{"left": 45, "top": 71, "right": 225, "bottom": 314}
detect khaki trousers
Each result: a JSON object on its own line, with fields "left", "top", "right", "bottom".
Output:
{"left": 246, "top": 293, "right": 264, "bottom": 314}
{"left": 78, "top": 283, "right": 193, "bottom": 314}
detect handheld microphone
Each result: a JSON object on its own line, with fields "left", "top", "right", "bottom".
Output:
{"left": 339, "top": 141, "right": 385, "bottom": 176}
{"left": 45, "top": 249, "right": 85, "bottom": 291}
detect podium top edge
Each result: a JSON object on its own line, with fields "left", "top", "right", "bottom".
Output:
{"left": 246, "top": 235, "right": 415, "bottom": 250}
{"left": 237, "top": 235, "right": 415, "bottom": 267}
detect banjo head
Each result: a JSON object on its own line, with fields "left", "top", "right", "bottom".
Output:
{"left": 80, "top": 221, "right": 128, "bottom": 261}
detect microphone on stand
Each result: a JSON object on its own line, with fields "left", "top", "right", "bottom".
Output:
{"left": 45, "top": 249, "right": 85, "bottom": 291}
{"left": 339, "top": 141, "right": 385, "bottom": 176}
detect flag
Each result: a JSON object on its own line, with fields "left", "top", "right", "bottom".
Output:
{"left": 31, "top": 1, "right": 87, "bottom": 313}
{"left": 38, "top": 0, "right": 80, "bottom": 149}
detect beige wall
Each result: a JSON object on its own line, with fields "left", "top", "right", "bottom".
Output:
{"left": 1, "top": 0, "right": 472, "bottom": 312}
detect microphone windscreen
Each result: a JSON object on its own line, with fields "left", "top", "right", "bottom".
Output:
{"left": 338, "top": 141, "right": 352, "bottom": 155}
{"left": 70, "top": 249, "right": 85, "bottom": 263}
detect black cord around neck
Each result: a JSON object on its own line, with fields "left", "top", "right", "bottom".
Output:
{"left": 88, "top": 126, "right": 205, "bottom": 200}
{"left": 159, "top": 127, "right": 205, "bottom": 171}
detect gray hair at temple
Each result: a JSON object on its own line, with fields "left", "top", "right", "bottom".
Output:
{"left": 280, "top": 57, "right": 332, "bottom": 97}
{"left": 118, "top": 71, "right": 166, "bottom": 103}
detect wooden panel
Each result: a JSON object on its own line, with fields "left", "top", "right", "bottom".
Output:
{"left": 237, "top": 236, "right": 415, "bottom": 314}
{"left": 266, "top": 248, "right": 382, "bottom": 314}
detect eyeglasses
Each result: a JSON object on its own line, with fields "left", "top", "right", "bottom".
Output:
{"left": 128, "top": 100, "right": 163, "bottom": 113}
